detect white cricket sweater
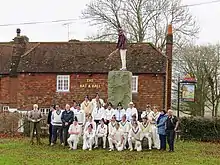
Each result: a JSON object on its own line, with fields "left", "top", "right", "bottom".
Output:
{"left": 128, "top": 126, "right": 142, "bottom": 140}
{"left": 51, "top": 110, "right": 63, "bottom": 126}
{"left": 96, "top": 124, "right": 108, "bottom": 136}
{"left": 73, "top": 109, "right": 86, "bottom": 125}
{"left": 92, "top": 107, "right": 105, "bottom": 121}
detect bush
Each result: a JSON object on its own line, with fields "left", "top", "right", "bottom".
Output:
{"left": 180, "top": 117, "right": 220, "bottom": 142}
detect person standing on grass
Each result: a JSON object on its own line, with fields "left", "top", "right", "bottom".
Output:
{"left": 126, "top": 102, "right": 138, "bottom": 122}
{"left": 61, "top": 104, "right": 74, "bottom": 146}
{"left": 115, "top": 102, "right": 126, "bottom": 122}
{"left": 94, "top": 118, "right": 108, "bottom": 149}
{"left": 67, "top": 117, "right": 82, "bottom": 150}
{"left": 51, "top": 104, "right": 64, "bottom": 146}
{"left": 73, "top": 104, "right": 86, "bottom": 127}
{"left": 83, "top": 124, "right": 96, "bottom": 151}
{"left": 166, "top": 109, "right": 179, "bottom": 152}
{"left": 28, "top": 104, "right": 43, "bottom": 145}
{"left": 47, "top": 105, "right": 55, "bottom": 145}
{"left": 157, "top": 110, "right": 168, "bottom": 151}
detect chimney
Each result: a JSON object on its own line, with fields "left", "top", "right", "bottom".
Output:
{"left": 165, "top": 24, "right": 173, "bottom": 111}
{"left": 10, "top": 28, "right": 27, "bottom": 77}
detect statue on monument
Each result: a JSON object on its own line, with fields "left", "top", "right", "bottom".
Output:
{"left": 108, "top": 27, "right": 127, "bottom": 71}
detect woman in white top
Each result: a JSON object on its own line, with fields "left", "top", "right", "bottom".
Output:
{"left": 92, "top": 100, "right": 105, "bottom": 126}
{"left": 82, "top": 124, "right": 96, "bottom": 151}
{"left": 104, "top": 102, "right": 115, "bottom": 125}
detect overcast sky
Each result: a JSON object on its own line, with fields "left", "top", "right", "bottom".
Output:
{"left": 0, "top": 0, "right": 219, "bottom": 44}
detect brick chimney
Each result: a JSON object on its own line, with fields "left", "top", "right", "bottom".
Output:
{"left": 165, "top": 24, "right": 173, "bottom": 111}
{"left": 9, "top": 28, "right": 27, "bottom": 77}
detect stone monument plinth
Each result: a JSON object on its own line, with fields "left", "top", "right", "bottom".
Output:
{"left": 108, "top": 71, "right": 132, "bottom": 109}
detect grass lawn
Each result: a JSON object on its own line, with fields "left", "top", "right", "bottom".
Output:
{"left": 0, "top": 138, "right": 220, "bottom": 165}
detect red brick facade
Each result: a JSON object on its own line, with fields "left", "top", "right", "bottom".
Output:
{"left": 0, "top": 73, "right": 165, "bottom": 111}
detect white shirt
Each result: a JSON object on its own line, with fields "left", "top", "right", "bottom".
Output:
{"left": 73, "top": 109, "right": 86, "bottom": 125}
{"left": 141, "top": 110, "right": 154, "bottom": 119}
{"left": 70, "top": 106, "right": 77, "bottom": 112}
{"left": 104, "top": 108, "right": 116, "bottom": 121}
{"left": 96, "top": 124, "right": 108, "bottom": 136}
{"left": 68, "top": 123, "right": 82, "bottom": 135}
{"left": 115, "top": 109, "right": 126, "bottom": 121}
{"left": 126, "top": 107, "right": 138, "bottom": 121}
{"left": 84, "top": 130, "right": 96, "bottom": 139}
{"left": 120, "top": 121, "right": 130, "bottom": 133}
{"left": 140, "top": 122, "right": 152, "bottom": 134}
{"left": 51, "top": 110, "right": 63, "bottom": 126}
{"left": 92, "top": 107, "right": 105, "bottom": 121}
{"left": 128, "top": 126, "right": 142, "bottom": 140}
{"left": 150, "top": 112, "right": 161, "bottom": 124}
{"left": 84, "top": 121, "right": 97, "bottom": 132}
{"left": 111, "top": 128, "right": 124, "bottom": 142}
{"left": 91, "top": 98, "right": 105, "bottom": 109}
{"left": 81, "top": 101, "right": 93, "bottom": 115}
{"left": 108, "top": 121, "right": 117, "bottom": 135}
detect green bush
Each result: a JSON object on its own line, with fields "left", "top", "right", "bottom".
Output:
{"left": 180, "top": 117, "right": 220, "bottom": 142}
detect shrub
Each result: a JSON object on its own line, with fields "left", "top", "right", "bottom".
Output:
{"left": 180, "top": 117, "right": 220, "bottom": 142}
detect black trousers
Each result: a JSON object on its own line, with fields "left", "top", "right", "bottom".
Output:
{"left": 49, "top": 124, "right": 53, "bottom": 144}
{"left": 159, "top": 134, "right": 166, "bottom": 150}
{"left": 52, "top": 125, "right": 63, "bottom": 144}
{"left": 166, "top": 130, "right": 175, "bottom": 151}
{"left": 63, "top": 125, "right": 70, "bottom": 146}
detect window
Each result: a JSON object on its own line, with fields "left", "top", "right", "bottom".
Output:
{"left": 132, "top": 76, "right": 138, "bottom": 93}
{"left": 40, "top": 108, "right": 50, "bottom": 115}
{"left": 56, "top": 75, "right": 70, "bottom": 92}
{"left": 3, "top": 106, "right": 9, "bottom": 111}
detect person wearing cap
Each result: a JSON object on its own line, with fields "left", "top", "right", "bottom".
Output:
{"left": 108, "top": 122, "right": 124, "bottom": 151}
{"left": 140, "top": 116, "right": 153, "bottom": 150}
{"left": 91, "top": 93, "right": 105, "bottom": 109}
{"left": 94, "top": 118, "right": 108, "bottom": 149}
{"left": 67, "top": 117, "right": 82, "bottom": 150}
{"left": 116, "top": 27, "right": 127, "bottom": 71}
{"left": 126, "top": 102, "right": 138, "bottom": 122}
{"left": 61, "top": 104, "right": 74, "bottom": 146}
{"left": 82, "top": 124, "right": 96, "bottom": 151}
{"left": 74, "top": 104, "right": 86, "bottom": 127}
{"left": 51, "top": 104, "right": 64, "bottom": 146}
{"left": 81, "top": 95, "right": 92, "bottom": 118}
{"left": 120, "top": 114, "right": 130, "bottom": 149}
{"left": 28, "top": 104, "right": 43, "bottom": 145}
{"left": 70, "top": 100, "right": 77, "bottom": 111}
{"left": 128, "top": 121, "right": 142, "bottom": 151}
{"left": 150, "top": 106, "right": 161, "bottom": 149}
{"left": 92, "top": 100, "right": 106, "bottom": 126}
{"left": 84, "top": 114, "right": 97, "bottom": 133}
{"left": 104, "top": 102, "right": 116, "bottom": 125}
{"left": 115, "top": 102, "right": 126, "bottom": 122}
{"left": 108, "top": 115, "right": 117, "bottom": 138}
{"left": 141, "top": 104, "right": 153, "bottom": 119}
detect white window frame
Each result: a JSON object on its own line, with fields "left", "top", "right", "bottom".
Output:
{"left": 3, "top": 106, "right": 9, "bottom": 111}
{"left": 56, "top": 75, "right": 70, "bottom": 92}
{"left": 132, "top": 76, "right": 138, "bottom": 93}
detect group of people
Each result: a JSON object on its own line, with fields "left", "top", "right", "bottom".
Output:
{"left": 28, "top": 93, "right": 179, "bottom": 152}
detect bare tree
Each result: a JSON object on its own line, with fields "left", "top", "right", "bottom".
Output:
{"left": 82, "top": 0, "right": 199, "bottom": 49}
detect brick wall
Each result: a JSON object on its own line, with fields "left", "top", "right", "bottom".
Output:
{"left": 0, "top": 73, "right": 165, "bottom": 111}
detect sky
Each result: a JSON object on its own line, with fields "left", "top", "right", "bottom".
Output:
{"left": 0, "top": 0, "right": 219, "bottom": 44}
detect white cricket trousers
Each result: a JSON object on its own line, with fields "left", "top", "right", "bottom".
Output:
{"left": 67, "top": 135, "right": 79, "bottom": 149}
{"left": 108, "top": 137, "right": 124, "bottom": 151}
{"left": 83, "top": 136, "right": 95, "bottom": 150}
{"left": 120, "top": 49, "right": 127, "bottom": 69}
{"left": 152, "top": 125, "right": 160, "bottom": 149}
{"left": 128, "top": 137, "right": 142, "bottom": 151}
{"left": 141, "top": 132, "right": 152, "bottom": 149}
{"left": 95, "top": 134, "right": 107, "bottom": 148}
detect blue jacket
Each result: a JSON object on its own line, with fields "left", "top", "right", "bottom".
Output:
{"left": 61, "top": 110, "right": 74, "bottom": 126}
{"left": 157, "top": 115, "right": 168, "bottom": 135}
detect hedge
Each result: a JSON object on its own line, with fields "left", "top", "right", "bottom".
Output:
{"left": 180, "top": 117, "right": 220, "bottom": 142}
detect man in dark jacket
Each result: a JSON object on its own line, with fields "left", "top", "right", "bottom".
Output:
{"left": 166, "top": 109, "right": 179, "bottom": 152}
{"left": 47, "top": 105, "right": 55, "bottom": 145}
{"left": 116, "top": 27, "right": 127, "bottom": 71}
{"left": 61, "top": 104, "right": 74, "bottom": 146}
